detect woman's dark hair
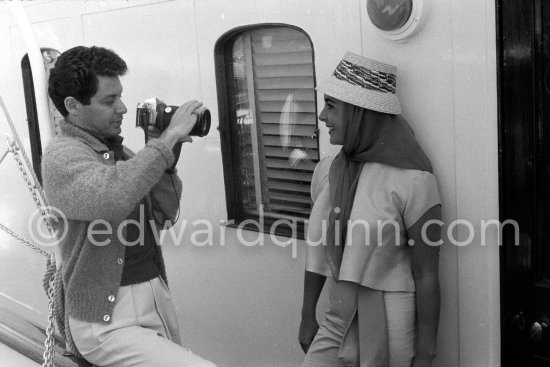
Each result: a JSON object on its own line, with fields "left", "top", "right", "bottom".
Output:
{"left": 48, "top": 46, "right": 128, "bottom": 117}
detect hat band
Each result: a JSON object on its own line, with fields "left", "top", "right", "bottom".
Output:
{"left": 333, "top": 59, "right": 396, "bottom": 94}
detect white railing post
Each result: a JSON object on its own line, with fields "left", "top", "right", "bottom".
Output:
{"left": 9, "top": 1, "right": 53, "bottom": 150}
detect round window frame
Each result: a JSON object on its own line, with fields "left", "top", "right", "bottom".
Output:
{"left": 367, "top": 0, "right": 430, "bottom": 41}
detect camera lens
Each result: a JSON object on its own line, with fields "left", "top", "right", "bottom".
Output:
{"left": 141, "top": 101, "right": 211, "bottom": 137}
{"left": 189, "top": 109, "right": 211, "bottom": 137}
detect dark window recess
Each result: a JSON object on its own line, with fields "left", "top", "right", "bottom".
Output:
{"left": 215, "top": 25, "right": 319, "bottom": 240}
{"left": 21, "top": 48, "right": 60, "bottom": 185}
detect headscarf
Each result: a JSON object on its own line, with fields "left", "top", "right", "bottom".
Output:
{"left": 325, "top": 103, "right": 433, "bottom": 280}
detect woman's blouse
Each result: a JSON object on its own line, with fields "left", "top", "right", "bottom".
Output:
{"left": 306, "top": 156, "right": 441, "bottom": 292}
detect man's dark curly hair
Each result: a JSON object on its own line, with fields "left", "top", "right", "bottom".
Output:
{"left": 48, "top": 46, "right": 128, "bottom": 117}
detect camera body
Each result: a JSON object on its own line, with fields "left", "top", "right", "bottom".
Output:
{"left": 136, "top": 98, "right": 210, "bottom": 137}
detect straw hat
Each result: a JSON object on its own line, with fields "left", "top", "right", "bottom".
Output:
{"left": 317, "top": 52, "right": 401, "bottom": 115}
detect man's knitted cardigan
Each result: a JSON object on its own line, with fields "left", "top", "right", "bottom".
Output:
{"left": 42, "top": 120, "right": 182, "bottom": 356}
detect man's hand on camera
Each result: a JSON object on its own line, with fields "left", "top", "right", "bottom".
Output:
{"left": 166, "top": 100, "right": 203, "bottom": 137}
{"left": 157, "top": 100, "right": 202, "bottom": 149}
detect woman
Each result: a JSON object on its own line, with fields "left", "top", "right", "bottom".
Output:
{"left": 299, "top": 52, "right": 441, "bottom": 367}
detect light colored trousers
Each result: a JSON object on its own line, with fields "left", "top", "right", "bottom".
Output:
{"left": 69, "top": 276, "right": 216, "bottom": 367}
{"left": 303, "top": 277, "right": 417, "bottom": 367}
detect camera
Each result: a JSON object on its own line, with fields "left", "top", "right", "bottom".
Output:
{"left": 136, "top": 98, "right": 211, "bottom": 138}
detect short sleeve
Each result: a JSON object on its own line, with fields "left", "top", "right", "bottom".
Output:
{"left": 305, "top": 243, "right": 332, "bottom": 277}
{"left": 305, "top": 156, "right": 334, "bottom": 277}
{"left": 310, "top": 156, "right": 333, "bottom": 201}
{"left": 403, "top": 171, "right": 441, "bottom": 229}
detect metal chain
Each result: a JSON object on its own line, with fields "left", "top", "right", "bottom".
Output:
{"left": 1, "top": 98, "right": 46, "bottom": 194}
{"left": 1, "top": 97, "right": 52, "bottom": 228}
{"left": 42, "top": 274, "right": 56, "bottom": 367}
{"left": 0, "top": 221, "right": 50, "bottom": 258}
{"left": 9, "top": 139, "right": 43, "bottom": 209}
{"left": 0, "top": 140, "right": 56, "bottom": 256}
{"left": 5, "top": 141, "right": 57, "bottom": 366}
{"left": 8, "top": 139, "right": 54, "bottom": 231}
{"left": 0, "top": 216, "right": 57, "bottom": 367}
{"left": 0, "top": 105, "right": 58, "bottom": 365}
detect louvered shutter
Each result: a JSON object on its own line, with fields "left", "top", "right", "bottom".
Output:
{"left": 231, "top": 27, "right": 319, "bottom": 237}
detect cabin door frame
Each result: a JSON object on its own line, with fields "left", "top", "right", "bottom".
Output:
{"left": 498, "top": 0, "right": 550, "bottom": 365}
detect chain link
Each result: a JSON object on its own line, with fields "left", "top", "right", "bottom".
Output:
{"left": 7, "top": 139, "right": 55, "bottom": 234}
{"left": 42, "top": 274, "right": 56, "bottom": 367}
{"left": 0, "top": 105, "right": 58, "bottom": 365}
{"left": 6, "top": 142, "right": 57, "bottom": 366}
{"left": 0, "top": 139, "right": 56, "bottom": 258}
{"left": 0, "top": 221, "right": 50, "bottom": 258}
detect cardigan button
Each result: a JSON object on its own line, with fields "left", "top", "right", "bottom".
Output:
{"left": 103, "top": 152, "right": 110, "bottom": 160}
{"left": 117, "top": 258, "right": 123, "bottom": 265}
{"left": 108, "top": 295, "right": 115, "bottom": 302}
{"left": 103, "top": 315, "right": 110, "bottom": 322}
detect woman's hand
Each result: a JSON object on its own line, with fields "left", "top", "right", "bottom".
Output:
{"left": 298, "top": 315, "right": 319, "bottom": 353}
{"left": 299, "top": 271, "right": 326, "bottom": 353}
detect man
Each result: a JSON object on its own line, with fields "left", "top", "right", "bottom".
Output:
{"left": 43, "top": 45, "right": 216, "bottom": 366}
